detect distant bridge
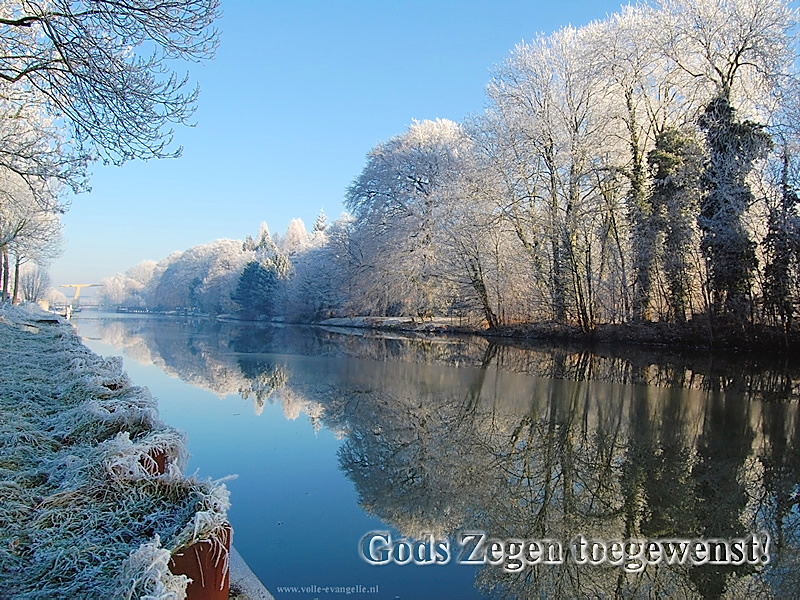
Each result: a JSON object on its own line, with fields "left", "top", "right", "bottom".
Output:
{"left": 60, "top": 283, "right": 103, "bottom": 308}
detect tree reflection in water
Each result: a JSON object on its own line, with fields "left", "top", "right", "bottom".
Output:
{"left": 333, "top": 359, "right": 800, "bottom": 598}
{"left": 86, "top": 317, "right": 800, "bottom": 598}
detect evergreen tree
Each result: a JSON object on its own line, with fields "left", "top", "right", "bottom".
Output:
{"left": 232, "top": 261, "right": 279, "bottom": 320}
{"left": 313, "top": 209, "right": 327, "bottom": 233}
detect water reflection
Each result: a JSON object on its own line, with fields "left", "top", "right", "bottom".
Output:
{"left": 80, "top": 315, "right": 800, "bottom": 598}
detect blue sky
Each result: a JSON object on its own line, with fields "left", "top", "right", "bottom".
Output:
{"left": 50, "top": 0, "right": 629, "bottom": 291}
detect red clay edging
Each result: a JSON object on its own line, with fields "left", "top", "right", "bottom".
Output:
{"left": 139, "top": 445, "right": 232, "bottom": 598}
{"left": 170, "top": 523, "right": 232, "bottom": 600}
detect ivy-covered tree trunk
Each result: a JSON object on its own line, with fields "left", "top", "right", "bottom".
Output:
{"left": 698, "top": 96, "right": 772, "bottom": 325}
{"left": 647, "top": 128, "right": 704, "bottom": 323}
{"left": 625, "top": 88, "right": 655, "bottom": 322}
{"left": 466, "top": 257, "right": 498, "bottom": 329}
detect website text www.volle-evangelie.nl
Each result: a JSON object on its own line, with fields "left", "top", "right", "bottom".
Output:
{"left": 274, "top": 584, "right": 380, "bottom": 596}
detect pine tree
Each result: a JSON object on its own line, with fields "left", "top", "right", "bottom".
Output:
{"left": 313, "top": 209, "right": 327, "bottom": 233}
{"left": 232, "top": 261, "right": 279, "bottom": 320}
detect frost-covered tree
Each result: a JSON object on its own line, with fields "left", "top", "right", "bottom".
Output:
{"left": 100, "top": 274, "right": 135, "bottom": 307}
{"left": 243, "top": 222, "right": 290, "bottom": 278}
{"left": 233, "top": 222, "right": 292, "bottom": 319}
{"left": 100, "top": 260, "right": 157, "bottom": 307}
{"left": 0, "top": 0, "right": 219, "bottom": 305}
{"left": 0, "top": 0, "right": 220, "bottom": 164}
{"left": 43, "top": 286, "right": 66, "bottom": 308}
{"left": 287, "top": 213, "right": 354, "bottom": 321}
{"left": 146, "top": 239, "right": 250, "bottom": 313}
{"left": 0, "top": 93, "right": 88, "bottom": 206}
{"left": 313, "top": 209, "right": 327, "bottom": 234}
{"left": 657, "top": 0, "right": 795, "bottom": 323}
{"left": 485, "top": 25, "right": 620, "bottom": 328}
{"left": 698, "top": 96, "right": 772, "bottom": 322}
{"left": 7, "top": 209, "right": 61, "bottom": 304}
{"left": 472, "top": 0, "right": 797, "bottom": 329}
{"left": 345, "top": 119, "right": 467, "bottom": 318}
{"left": 18, "top": 265, "right": 49, "bottom": 303}
{"left": 0, "top": 169, "right": 63, "bottom": 302}
{"left": 0, "top": 93, "right": 80, "bottom": 302}
{"left": 484, "top": 38, "right": 569, "bottom": 323}
{"left": 279, "top": 218, "right": 309, "bottom": 256}
{"left": 427, "top": 120, "right": 537, "bottom": 328}
{"left": 306, "top": 210, "right": 329, "bottom": 251}
{"left": 657, "top": 0, "right": 797, "bottom": 114}
{"left": 589, "top": 4, "right": 697, "bottom": 321}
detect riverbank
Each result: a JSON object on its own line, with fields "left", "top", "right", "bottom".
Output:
{"left": 318, "top": 315, "right": 800, "bottom": 354}
{"left": 0, "top": 303, "right": 232, "bottom": 598}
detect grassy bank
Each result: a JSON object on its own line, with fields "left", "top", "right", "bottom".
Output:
{"left": 0, "top": 304, "right": 229, "bottom": 598}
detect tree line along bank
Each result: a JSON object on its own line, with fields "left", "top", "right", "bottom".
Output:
{"left": 102, "top": 1, "right": 800, "bottom": 350}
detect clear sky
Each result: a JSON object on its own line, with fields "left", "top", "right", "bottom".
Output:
{"left": 49, "top": 0, "right": 630, "bottom": 293}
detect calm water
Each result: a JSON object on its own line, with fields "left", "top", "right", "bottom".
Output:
{"left": 73, "top": 314, "right": 800, "bottom": 599}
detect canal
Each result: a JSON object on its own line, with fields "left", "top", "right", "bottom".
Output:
{"left": 73, "top": 313, "right": 800, "bottom": 599}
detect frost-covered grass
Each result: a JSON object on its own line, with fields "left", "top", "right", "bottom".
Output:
{"left": 0, "top": 304, "right": 229, "bottom": 599}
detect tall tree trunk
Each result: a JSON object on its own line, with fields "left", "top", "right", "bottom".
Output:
{"left": 1, "top": 245, "right": 8, "bottom": 302}
{"left": 468, "top": 257, "right": 498, "bottom": 329}
{"left": 12, "top": 254, "right": 20, "bottom": 304}
{"left": 599, "top": 173, "right": 630, "bottom": 322}
{"left": 567, "top": 168, "right": 592, "bottom": 330}
{"left": 546, "top": 141, "right": 567, "bottom": 323}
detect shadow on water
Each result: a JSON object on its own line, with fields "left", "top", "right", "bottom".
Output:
{"left": 80, "top": 315, "right": 800, "bottom": 599}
